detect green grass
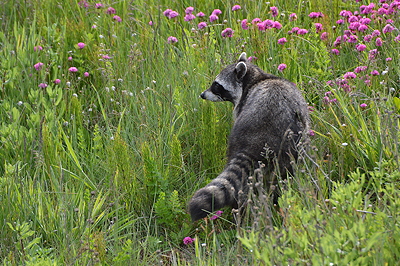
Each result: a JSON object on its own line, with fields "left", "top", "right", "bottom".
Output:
{"left": 1, "top": 0, "right": 399, "bottom": 265}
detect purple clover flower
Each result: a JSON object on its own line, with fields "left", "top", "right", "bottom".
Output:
{"left": 343, "top": 72, "right": 356, "bottom": 79}
{"left": 277, "top": 63, "right": 287, "bottom": 71}
{"left": 183, "top": 237, "right": 195, "bottom": 245}
{"left": 289, "top": 13, "right": 297, "bottom": 21}
{"left": 184, "top": 14, "right": 196, "bottom": 21}
{"left": 331, "top": 49, "right": 340, "bottom": 55}
{"left": 198, "top": 22, "right": 207, "bottom": 29}
{"left": 360, "top": 103, "right": 367, "bottom": 108}
{"left": 210, "top": 210, "right": 224, "bottom": 220}
{"left": 241, "top": 19, "right": 249, "bottom": 30}
{"left": 167, "top": 36, "right": 178, "bottom": 44}
{"left": 209, "top": 14, "right": 218, "bottom": 22}
{"left": 270, "top": 6, "right": 278, "bottom": 17}
{"left": 34, "top": 62, "right": 44, "bottom": 71}
{"left": 212, "top": 9, "right": 222, "bottom": 16}
{"left": 382, "top": 24, "right": 394, "bottom": 34}
{"left": 277, "top": 37, "right": 287, "bottom": 45}
{"left": 113, "top": 15, "right": 122, "bottom": 22}
{"left": 196, "top": 12, "right": 205, "bottom": 17}
{"left": 54, "top": 79, "right": 61, "bottom": 84}
{"left": 106, "top": 7, "right": 116, "bottom": 14}
{"left": 221, "top": 28, "right": 234, "bottom": 38}
{"left": 69, "top": 67, "right": 78, "bottom": 72}
{"left": 232, "top": 5, "right": 241, "bottom": 11}
{"left": 356, "top": 43, "right": 366, "bottom": 52}
{"left": 34, "top": 46, "right": 43, "bottom": 52}
{"left": 38, "top": 83, "right": 48, "bottom": 88}
{"left": 185, "top": 6, "right": 194, "bottom": 14}
{"left": 77, "top": 42, "right": 85, "bottom": 49}
{"left": 297, "top": 29, "right": 308, "bottom": 35}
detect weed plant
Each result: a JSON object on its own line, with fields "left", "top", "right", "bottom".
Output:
{"left": 0, "top": 0, "right": 399, "bottom": 265}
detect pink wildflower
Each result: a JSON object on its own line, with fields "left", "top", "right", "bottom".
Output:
{"left": 356, "top": 44, "right": 366, "bottom": 52}
{"left": 270, "top": 6, "right": 279, "bottom": 17}
{"left": 289, "top": 13, "right": 297, "bottom": 21}
{"left": 84, "top": 72, "right": 89, "bottom": 77}
{"left": 232, "top": 5, "right": 241, "bottom": 11}
{"left": 314, "top": 23, "right": 323, "bottom": 33}
{"left": 331, "top": 49, "right": 340, "bottom": 55}
{"left": 106, "top": 7, "right": 116, "bottom": 14}
{"left": 34, "top": 62, "right": 44, "bottom": 71}
{"left": 376, "top": 37, "right": 383, "bottom": 46}
{"left": 38, "top": 83, "right": 48, "bottom": 88}
{"left": 212, "top": 9, "right": 222, "bottom": 16}
{"left": 344, "top": 72, "right": 356, "bottom": 79}
{"left": 395, "top": 35, "right": 400, "bottom": 42}
{"left": 167, "top": 36, "right": 178, "bottom": 44}
{"left": 320, "top": 32, "right": 328, "bottom": 41}
{"left": 95, "top": 3, "right": 103, "bottom": 9}
{"left": 210, "top": 210, "right": 224, "bottom": 220}
{"left": 241, "top": 19, "right": 249, "bottom": 30}
{"left": 360, "top": 103, "right": 367, "bottom": 108}
{"left": 273, "top": 21, "right": 282, "bottom": 29}
{"left": 69, "top": 67, "right": 78, "bottom": 72}
{"left": 184, "top": 14, "right": 196, "bottom": 21}
{"left": 363, "top": 34, "right": 373, "bottom": 42}
{"left": 77, "top": 42, "right": 85, "bottom": 49}
{"left": 149, "top": 21, "right": 153, "bottom": 26}
{"left": 54, "top": 79, "right": 61, "bottom": 84}
{"left": 113, "top": 15, "right": 122, "bottom": 22}
{"left": 34, "top": 46, "right": 43, "bottom": 52}
{"left": 336, "top": 19, "right": 344, "bottom": 25}
{"left": 185, "top": 7, "right": 194, "bottom": 14}
{"left": 277, "top": 63, "right": 287, "bottom": 71}
{"left": 183, "top": 237, "right": 195, "bottom": 245}
{"left": 297, "top": 29, "right": 308, "bottom": 35}
{"left": 277, "top": 37, "right": 287, "bottom": 45}
{"left": 209, "top": 14, "right": 218, "bottom": 22}
{"left": 68, "top": 56, "right": 73, "bottom": 61}
{"left": 198, "top": 22, "right": 207, "bottom": 29}
{"left": 309, "top": 12, "right": 323, "bottom": 18}
{"left": 382, "top": 24, "right": 394, "bottom": 34}
{"left": 386, "top": 57, "right": 392, "bottom": 62}
{"left": 169, "top": 11, "right": 179, "bottom": 19}
{"left": 196, "top": 12, "right": 205, "bottom": 17}
{"left": 370, "top": 70, "right": 379, "bottom": 76}
{"left": 221, "top": 28, "right": 234, "bottom": 38}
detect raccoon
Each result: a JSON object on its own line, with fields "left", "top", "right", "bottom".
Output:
{"left": 189, "top": 52, "right": 310, "bottom": 221}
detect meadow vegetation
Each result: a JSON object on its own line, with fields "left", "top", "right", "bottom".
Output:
{"left": 0, "top": 0, "right": 399, "bottom": 265}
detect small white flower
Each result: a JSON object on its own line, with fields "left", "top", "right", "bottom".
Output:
{"left": 99, "top": 35, "right": 104, "bottom": 38}
{"left": 342, "top": 143, "right": 348, "bottom": 146}
{"left": 72, "top": 93, "right": 78, "bottom": 97}
{"left": 17, "top": 101, "right": 23, "bottom": 106}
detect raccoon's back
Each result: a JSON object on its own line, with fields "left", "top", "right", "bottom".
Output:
{"left": 227, "top": 79, "right": 309, "bottom": 166}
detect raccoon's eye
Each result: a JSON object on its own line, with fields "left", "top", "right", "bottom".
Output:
{"left": 211, "top": 82, "right": 225, "bottom": 95}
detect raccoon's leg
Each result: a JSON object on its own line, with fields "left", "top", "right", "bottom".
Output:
{"left": 189, "top": 153, "right": 253, "bottom": 221}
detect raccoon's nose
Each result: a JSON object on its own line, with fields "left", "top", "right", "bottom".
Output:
{"left": 200, "top": 92, "right": 206, "bottom": 99}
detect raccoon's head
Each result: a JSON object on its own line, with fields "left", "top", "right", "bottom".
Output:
{"left": 200, "top": 52, "right": 248, "bottom": 107}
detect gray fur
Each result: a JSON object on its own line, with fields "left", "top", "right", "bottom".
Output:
{"left": 190, "top": 52, "right": 310, "bottom": 221}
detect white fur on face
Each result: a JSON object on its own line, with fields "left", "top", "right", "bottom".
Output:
{"left": 201, "top": 90, "right": 224, "bottom": 102}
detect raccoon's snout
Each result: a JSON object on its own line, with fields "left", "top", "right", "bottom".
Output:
{"left": 200, "top": 92, "right": 207, "bottom": 99}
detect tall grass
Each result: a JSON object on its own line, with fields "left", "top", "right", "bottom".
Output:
{"left": 1, "top": 0, "right": 399, "bottom": 265}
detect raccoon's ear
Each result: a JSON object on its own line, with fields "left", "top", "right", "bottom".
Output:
{"left": 235, "top": 62, "right": 247, "bottom": 80}
{"left": 238, "top": 52, "right": 248, "bottom": 63}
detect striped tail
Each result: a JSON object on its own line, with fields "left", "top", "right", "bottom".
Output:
{"left": 188, "top": 153, "right": 254, "bottom": 221}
